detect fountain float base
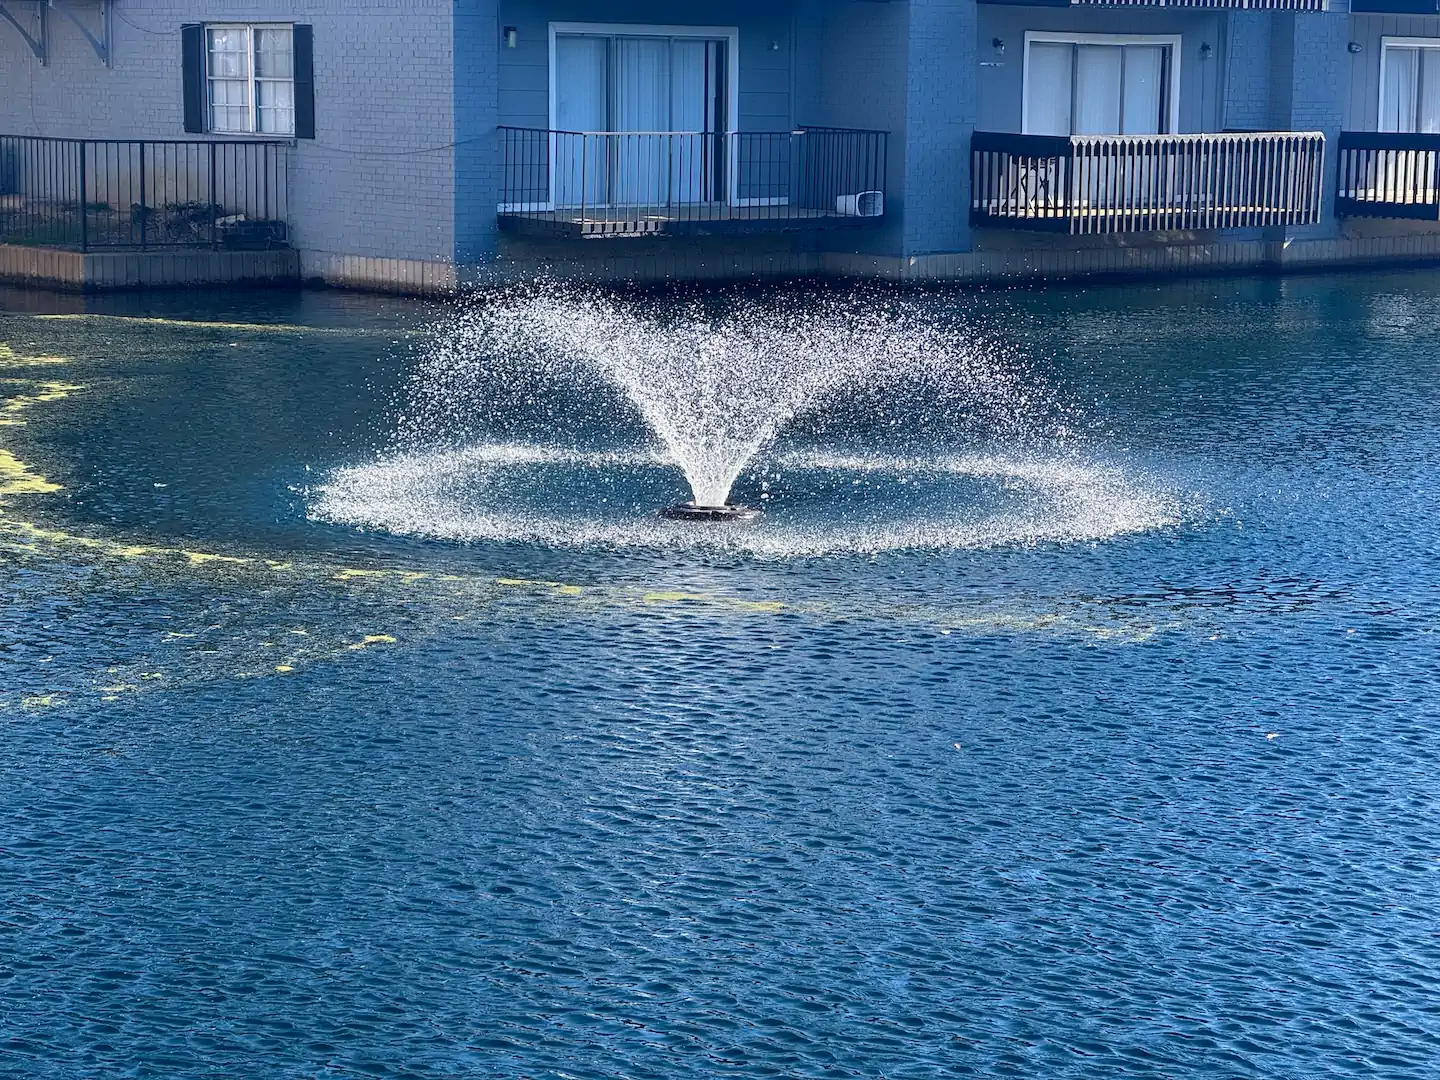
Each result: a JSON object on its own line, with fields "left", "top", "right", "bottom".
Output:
{"left": 659, "top": 502, "right": 762, "bottom": 524}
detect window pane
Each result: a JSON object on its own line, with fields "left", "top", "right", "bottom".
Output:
{"left": 211, "top": 105, "right": 250, "bottom": 133}
{"left": 257, "top": 78, "right": 296, "bottom": 135}
{"left": 1074, "top": 46, "right": 1123, "bottom": 135}
{"left": 257, "top": 108, "right": 295, "bottom": 135}
{"left": 1121, "top": 46, "right": 1166, "bottom": 135}
{"left": 1383, "top": 47, "right": 1420, "bottom": 133}
{"left": 258, "top": 80, "right": 294, "bottom": 109}
{"left": 1025, "top": 43, "right": 1073, "bottom": 136}
{"left": 210, "top": 77, "right": 248, "bottom": 107}
{"left": 207, "top": 28, "right": 250, "bottom": 78}
{"left": 255, "top": 28, "right": 294, "bottom": 78}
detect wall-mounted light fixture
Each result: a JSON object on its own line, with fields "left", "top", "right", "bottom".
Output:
{"left": 991, "top": 37, "right": 1005, "bottom": 56}
{"left": 770, "top": 39, "right": 781, "bottom": 51}
{"left": 503, "top": 26, "right": 518, "bottom": 49}
{"left": 1199, "top": 42, "right": 1213, "bottom": 61}
{"left": 1348, "top": 41, "right": 1363, "bottom": 54}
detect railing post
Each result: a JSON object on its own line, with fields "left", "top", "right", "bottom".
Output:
{"left": 78, "top": 141, "right": 88, "bottom": 251}
{"left": 209, "top": 141, "right": 218, "bottom": 250}
{"left": 138, "top": 140, "right": 147, "bottom": 250}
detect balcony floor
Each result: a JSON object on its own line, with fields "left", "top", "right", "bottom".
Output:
{"left": 498, "top": 202, "right": 879, "bottom": 239}
{"left": 973, "top": 202, "right": 1319, "bottom": 235}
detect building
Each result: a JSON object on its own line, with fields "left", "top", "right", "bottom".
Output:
{"left": 3, "top": 0, "right": 1440, "bottom": 292}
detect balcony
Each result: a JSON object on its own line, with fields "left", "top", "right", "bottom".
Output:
{"left": 1336, "top": 132, "right": 1440, "bottom": 220}
{"left": 497, "top": 127, "right": 888, "bottom": 239}
{"left": 0, "top": 135, "right": 290, "bottom": 251}
{"left": 970, "top": 131, "right": 1325, "bottom": 235}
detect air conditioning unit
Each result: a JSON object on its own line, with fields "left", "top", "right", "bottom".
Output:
{"left": 836, "top": 191, "right": 884, "bottom": 218}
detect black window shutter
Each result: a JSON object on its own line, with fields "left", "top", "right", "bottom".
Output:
{"left": 294, "top": 25, "right": 315, "bottom": 139}
{"left": 182, "top": 24, "right": 205, "bottom": 134}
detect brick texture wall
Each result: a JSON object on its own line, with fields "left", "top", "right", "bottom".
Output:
{"left": 0, "top": 1, "right": 456, "bottom": 264}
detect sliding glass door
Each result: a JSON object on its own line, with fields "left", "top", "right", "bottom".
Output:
{"left": 1024, "top": 40, "right": 1173, "bottom": 137}
{"left": 553, "top": 31, "right": 728, "bottom": 209}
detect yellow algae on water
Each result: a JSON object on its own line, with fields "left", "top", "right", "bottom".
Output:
{"left": 32, "top": 313, "right": 330, "bottom": 335}
{"left": 736, "top": 600, "right": 786, "bottom": 614}
{"left": 0, "top": 450, "right": 61, "bottom": 502}
{"left": 334, "top": 567, "right": 388, "bottom": 581}
{"left": 642, "top": 591, "right": 711, "bottom": 605}
{"left": 347, "top": 634, "right": 397, "bottom": 650}
{"left": 181, "top": 550, "right": 250, "bottom": 567}
{"left": 0, "top": 343, "right": 69, "bottom": 368}
{"left": 0, "top": 381, "right": 85, "bottom": 426}
{"left": 495, "top": 577, "right": 583, "bottom": 596}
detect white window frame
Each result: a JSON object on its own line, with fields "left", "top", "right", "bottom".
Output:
{"left": 542, "top": 22, "right": 743, "bottom": 211}
{"left": 1021, "top": 32, "right": 1183, "bottom": 137}
{"left": 205, "top": 22, "right": 296, "bottom": 137}
{"left": 1378, "top": 37, "right": 1440, "bottom": 132}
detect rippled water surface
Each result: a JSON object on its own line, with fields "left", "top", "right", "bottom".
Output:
{"left": 3, "top": 276, "right": 1439, "bottom": 1079}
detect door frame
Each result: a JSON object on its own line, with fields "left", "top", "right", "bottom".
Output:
{"left": 547, "top": 22, "right": 742, "bottom": 210}
{"left": 1021, "top": 32, "right": 1183, "bottom": 136}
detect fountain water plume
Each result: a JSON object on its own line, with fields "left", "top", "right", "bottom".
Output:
{"left": 400, "top": 286, "right": 1030, "bottom": 510}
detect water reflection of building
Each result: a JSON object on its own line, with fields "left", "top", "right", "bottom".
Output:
{"left": 4, "top": 0, "right": 1440, "bottom": 293}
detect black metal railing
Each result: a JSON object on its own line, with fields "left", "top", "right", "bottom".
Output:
{"left": 498, "top": 126, "right": 887, "bottom": 236}
{"left": 1336, "top": 132, "right": 1440, "bottom": 219}
{"left": 0, "top": 135, "right": 290, "bottom": 251}
{"left": 971, "top": 130, "right": 1325, "bottom": 234}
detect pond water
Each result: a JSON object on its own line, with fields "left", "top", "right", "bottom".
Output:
{"left": 2, "top": 274, "right": 1438, "bottom": 1079}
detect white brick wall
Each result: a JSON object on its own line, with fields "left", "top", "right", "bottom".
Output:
{"left": 0, "top": 1, "right": 456, "bottom": 264}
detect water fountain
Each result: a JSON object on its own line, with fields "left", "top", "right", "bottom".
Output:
{"left": 312, "top": 285, "right": 1180, "bottom": 554}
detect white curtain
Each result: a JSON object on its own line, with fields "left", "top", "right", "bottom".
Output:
{"left": 554, "top": 35, "right": 607, "bottom": 206}
{"left": 1382, "top": 48, "right": 1420, "bottom": 133}
{"left": 1027, "top": 43, "right": 1168, "bottom": 136}
{"left": 1121, "top": 46, "right": 1165, "bottom": 135}
{"left": 612, "top": 37, "right": 669, "bottom": 205}
{"left": 554, "top": 33, "right": 721, "bottom": 207}
{"left": 1074, "top": 46, "right": 1123, "bottom": 135}
{"left": 669, "top": 39, "right": 711, "bottom": 202}
{"left": 1420, "top": 50, "right": 1440, "bottom": 133}
{"left": 1025, "top": 43, "right": 1073, "bottom": 136}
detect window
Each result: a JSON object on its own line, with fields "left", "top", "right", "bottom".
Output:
{"left": 1381, "top": 39, "right": 1440, "bottom": 133}
{"left": 1023, "top": 34, "right": 1178, "bottom": 136}
{"left": 207, "top": 24, "right": 294, "bottom": 135}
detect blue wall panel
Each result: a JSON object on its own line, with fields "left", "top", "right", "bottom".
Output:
{"left": 456, "top": 0, "right": 502, "bottom": 264}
